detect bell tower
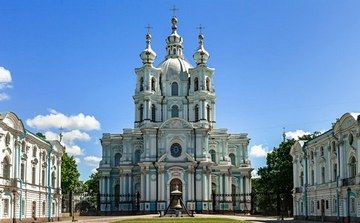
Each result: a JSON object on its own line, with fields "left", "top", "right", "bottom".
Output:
{"left": 134, "top": 30, "right": 162, "bottom": 128}
{"left": 189, "top": 30, "right": 216, "bottom": 127}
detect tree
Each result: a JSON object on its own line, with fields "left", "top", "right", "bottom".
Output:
{"left": 252, "top": 133, "right": 317, "bottom": 215}
{"left": 36, "top": 132, "right": 46, "bottom": 140}
{"left": 76, "top": 171, "right": 100, "bottom": 214}
{"left": 83, "top": 171, "right": 100, "bottom": 194}
{"left": 61, "top": 152, "right": 81, "bottom": 194}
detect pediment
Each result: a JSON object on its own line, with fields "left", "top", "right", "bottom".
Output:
{"left": 160, "top": 118, "right": 193, "bottom": 129}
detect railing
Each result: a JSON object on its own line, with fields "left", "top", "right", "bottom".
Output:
{"left": 342, "top": 177, "right": 356, "bottom": 186}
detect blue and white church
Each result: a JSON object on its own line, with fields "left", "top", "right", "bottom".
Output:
{"left": 98, "top": 15, "right": 252, "bottom": 213}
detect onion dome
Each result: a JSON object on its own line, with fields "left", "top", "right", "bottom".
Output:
{"left": 193, "top": 34, "right": 210, "bottom": 65}
{"left": 166, "top": 17, "right": 184, "bottom": 59}
{"left": 140, "top": 33, "right": 156, "bottom": 65}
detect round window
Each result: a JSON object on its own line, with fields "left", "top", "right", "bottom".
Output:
{"left": 170, "top": 143, "right": 182, "bottom": 158}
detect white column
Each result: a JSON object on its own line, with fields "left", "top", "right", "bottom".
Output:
{"left": 140, "top": 173, "right": 145, "bottom": 200}
{"left": 161, "top": 172, "right": 165, "bottom": 200}
{"left": 128, "top": 174, "right": 132, "bottom": 194}
{"left": 146, "top": 172, "right": 150, "bottom": 201}
{"left": 188, "top": 172, "right": 192, "bottom": 200}
{"left": 207, "top": 172, "right": 212, "bottom": 201}
{"left": 202, "top": 173, "right": 207, "bottom": 201}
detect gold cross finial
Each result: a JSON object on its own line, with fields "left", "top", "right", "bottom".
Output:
{"left": 145, "top": 24, "right": 153, "bottom": 34}
{"left": 197, "top": 24, "right": 204, "bottom": 35}
{"left": 171, "top": 5, "right": 179, "bottom": 16}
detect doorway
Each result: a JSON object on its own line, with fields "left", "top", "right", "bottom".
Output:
{"left": 170, "top": 178, "right": 182, "bottom": 208}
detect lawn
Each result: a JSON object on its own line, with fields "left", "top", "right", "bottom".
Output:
{"left": 113, "top": 218, "right": 245, "bottom": 223}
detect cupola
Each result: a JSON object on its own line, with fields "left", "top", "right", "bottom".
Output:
{"left": 140, "top": 32, "right": 157, "bottom": 65}
{"left": 193, "top": 33, "right": 210, "bottom": 65}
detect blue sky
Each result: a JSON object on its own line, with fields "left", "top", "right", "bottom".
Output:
{"left": 1, "top": 0, "right": 360, "bottom": 180}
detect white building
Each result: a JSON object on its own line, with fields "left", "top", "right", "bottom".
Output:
{"left": 98, "top": 16, "right": 252, "bottom": 213}
{"left": 291, "top": 112, "right": 360, "bottom": 222}
{"left": 0, "top": 112, "right": 64, "bottom": 222}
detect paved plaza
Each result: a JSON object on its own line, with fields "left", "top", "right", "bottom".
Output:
{"left": 49, "top": 214, "right": 334, "bottom": 223}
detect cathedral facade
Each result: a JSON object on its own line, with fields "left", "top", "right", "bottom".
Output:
{"left": 98, "top": 16, "right": 252, "bottom": 213}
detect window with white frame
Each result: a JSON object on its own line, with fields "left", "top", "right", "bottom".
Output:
{"left": 349, "top": 156, "right": 356, "bottom": 178}
{"left": 333, "top": 198, "right": 337, "bottom": 213}
{"left": 321, "top": 166, "right": 325, "bottom": 184}
{"left": 350, "top": 197, "right": 356, "bottom": 213}
{"left": 4, "top": 199, "right": 9, "bottom": 215}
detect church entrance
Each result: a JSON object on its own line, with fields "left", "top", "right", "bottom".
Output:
{"left": 170, "top": 178, "right": 182, "bottom": 208}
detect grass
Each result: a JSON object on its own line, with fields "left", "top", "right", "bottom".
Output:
{"left": 113, "top": 218, "right": 245, "bottom": 223}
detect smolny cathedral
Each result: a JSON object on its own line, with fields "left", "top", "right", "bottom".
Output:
{"left": 98, "top": 15, "right": 253, "bottom": 213}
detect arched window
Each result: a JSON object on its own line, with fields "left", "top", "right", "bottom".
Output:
{"left": 33, "top": 146, "right": 37, "bottom": 157}
{"left": 229, "top": 153, "right": 235, "bottom": 166}
{"left": 332, "top": 141, "right": 337, "bottom": 154}
{"left": 321, "top": 166, "right": 325, "bottom": 184}
{"left": 194, "top": 77, "right": 199, "bottom": 91}
{"left": 206, "top": 78, "right": 210, "bottom": 91}
{"left": 151, "top": 78, "right": 156, "bottom": 91}
{"left": 300, "top": 171, "right": 304, "bottom": 186}
{"left": 151, "top": 104, "right": 156, "bottom": 122}
{"left": 5, "top": 133, "right": 10, "bottom": 146}
{"left": 350, "top": 197, "right": 356, "bottom": 213}
{"left": 139, "top": 104, "right": 143, "bottom": 122}
{"left": 114, "top": 153, "right": 122, "bottom": 166}
{"left": 139, "top": 77, "right": 144, "bottom": 91}
{"left": 52, "top": 171, "right": 56, "bottom": 188}
{"left": 171, "top": 82, "right": 178, "bottom": 96}
{"left": 349, "top": 133, "right": 354, "bottom": 146}
{"left": 42, "top": 169, "right": 46, "bottom": 186}
{"left": 194, "top": 105, "right": 199, "bottom": 122}
{"left": 311, "top": 169, "right": 315, "bottom": 185}
{"left": 207, "top": 105, "right": 211, "bottom": 121}
{"left": 134, "top": 150, "right": 142, "bottom": 164}
{"left": 171, "top": 105, "right": 179, "bottom": 118}
{"left": 32, "top": 166, "right": 36, "bottom": 185}
{"left": 21, "top": 163, "right": 25, "bottom": 181}
{"left": 3, "top": 157, "right": 10, "bottom": 179}
{"left": 42, "top": 201, "right": 46, "bottom": 215}
{"left": 173, "top": 48, "right": 176, "bottom": 55}
{"left": 320, "top": 147, "right": 324, "bottom": 156}
{"left": 333, "top": 163, "right": 337, "bottom": 181}
{"left": 349, "top": 156, "right": 356, "bottom": 178}
{"left": 210, "top": 150, "right": 216, "bottom": 163}
{"left": 22, "top": 141, "right": 26, "bottom": 153}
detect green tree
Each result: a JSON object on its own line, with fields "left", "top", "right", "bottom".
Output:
{"left": 84, "top": 171, "right": 100, "bottom": 194}
{"left": 76, "top": 171, "right": 100, "bottom": 213}
{"left": 252, "top": 133, "right": 317, "bottom": 215}
{"left": 61, "top": 152, "right": 81, "bottom": 194}
{"left": 36, "top": 132, "right": 46, "bottom": 140}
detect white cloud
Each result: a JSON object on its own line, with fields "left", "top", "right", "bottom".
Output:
{"left": 74, "top": 157, "right": 81, "bottom": 164}
{"left": 26, "top": 109, "right": 101, "bottom": 131}
{"left": 84, "top": 155, "right": 102, "bottom": 167}
{"left": 0, "top": 93, "right": 10, "bottom": 101}
{"left": 250, "top": 144, "right": 269, "bottom": 157}
{"left": 0, "top": 67, "right": 12, "bottom": 86}
{"left": 252, "top": 169, "right": 260, "bottom": 179}
{"left": 285, "top": 130, "right": 311, "bottom": 140}
{"left": 44, "top": 130, "right": 90, "bottom": 156}
{"left": 66, "top": 145, "right": 84, "bottom": 156}
{"left": 0, "top": 67, "right": 12, "bottom": 100}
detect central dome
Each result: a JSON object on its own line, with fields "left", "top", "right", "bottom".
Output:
{"left": 158, "top": 57, "right": 193, "bottom": 79}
